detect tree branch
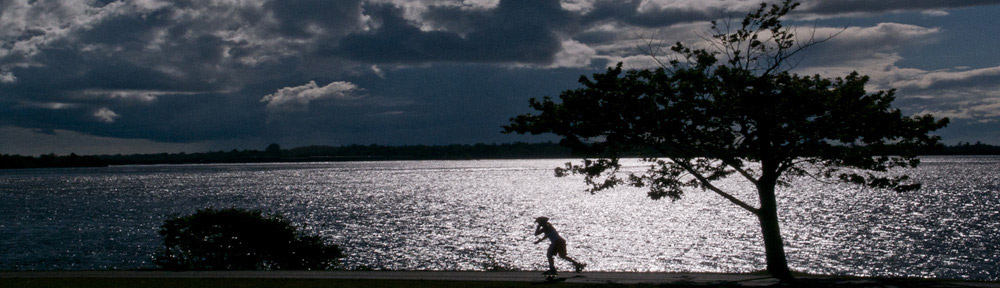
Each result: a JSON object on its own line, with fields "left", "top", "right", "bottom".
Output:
{"left": 706, "top": 148, "right": 759, "bottom": 186}
{"left": 727, "top": 159, "right": 760, "bottom": 185}
{"left": 672, "top": 157, "right": 760, "bottom": 214}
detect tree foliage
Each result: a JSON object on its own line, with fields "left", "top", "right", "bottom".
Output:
{"left": 505, "top": 0, "right": 947, "bottom": 280}
{"left": 155, "top": 208, "right": 343, "bottom": 271}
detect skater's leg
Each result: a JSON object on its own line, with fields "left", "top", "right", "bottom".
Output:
{"left": 559, "top": 254, "right": 580, "bottom": 265}
{"left": 546, "top": 245, "right": 557, "bottom": 272}
{"left": 554, "top": 242, "right": 578, "bottom": 265}
{"left": 555, "top": 242, "right": 586, "bottom": 272}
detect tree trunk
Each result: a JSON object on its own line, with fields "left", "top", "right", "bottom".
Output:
{"left": 757, "top": 179, "right": 793, "bottom": 280}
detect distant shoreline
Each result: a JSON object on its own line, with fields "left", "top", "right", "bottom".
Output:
{"left": 4, "top": 142, "right": 1000, "bottom": 169}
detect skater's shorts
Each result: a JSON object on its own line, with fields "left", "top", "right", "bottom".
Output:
{"left": 547, "top": 240, "right": 568, "bottom": 257}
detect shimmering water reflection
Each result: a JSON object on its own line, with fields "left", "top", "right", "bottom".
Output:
{"left": 1, "top": 157, "right": 998, "bottom": 280}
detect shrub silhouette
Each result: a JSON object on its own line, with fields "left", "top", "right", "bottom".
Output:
{"left": 155, "top": 208, "right": 343, "bottom": 270}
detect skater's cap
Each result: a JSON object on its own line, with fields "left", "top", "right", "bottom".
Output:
{"left": 535, "top": 216, "right": 549, "bottom": 223}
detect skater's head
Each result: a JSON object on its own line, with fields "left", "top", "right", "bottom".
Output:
{"left": 535, "top": 216, "right": 549, "bottom": 225}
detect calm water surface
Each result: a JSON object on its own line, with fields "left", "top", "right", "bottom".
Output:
{"left": 1, "top": 157, "right": 998, "bottom": 280}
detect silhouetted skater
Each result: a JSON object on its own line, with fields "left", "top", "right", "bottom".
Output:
{"left": 534, "top": 216, "right": 586, "bottom": 274}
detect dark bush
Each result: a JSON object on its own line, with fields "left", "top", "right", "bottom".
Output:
{"left": 155, "top": 208, "right": 343, "bottom": 270}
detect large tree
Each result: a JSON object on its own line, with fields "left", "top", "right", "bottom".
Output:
{"left": 504, "top": 1, "right": 947, "bottom": 280}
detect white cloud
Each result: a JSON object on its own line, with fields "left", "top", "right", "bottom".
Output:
{"left": 93, "top": 107, "right": 120, "bottom": 123}
{"left": 791, "top": 23, "right": 941, "bottom": 83}
{"left": 371, "top": 65, "right": 386, "bottom": 78}
{"left": 14, "top": 102, "right": 78, "bottom": 110}
{"left": 602, "top": 54, "right": 664, "bottom": 70}
{"left": 895, "top": 66, "right": 1000, "bottom": 90}
{"left": 79, "top": 89, "right": 210, "bottom": 103}
{"left": 0, "top": 71, "right": 15, "bottom": 83}
{"left": 580, "top": 21, "right": 707, "bottom": 66}
{"left": 82, "top": 89, "right": 160, "bottom": 102}
{"left": 560, "top": 0, "right": 595, "bottom": 13}
{"left": 772, "top": 22, "right": 1000, "bottom": 123}
{"left": 636, "top": 0, "right": 759, "bottom": 15}
{"left": 914, "top": 95, "right": 1000, "bottom": 120}
{"left": 797, "top": 0, "right": 997, "bottom": 19}
{"left": 902, "top": 81, "right": 1000, "bottom": 120}
{"left": 837, "top": 22, "right": 941, "bottom": 47}
{"left": 587, "top": 22, "right": 940, "bottom": 75}
{"left": 549, "top": 39, "right": 597, "bottom": 68}
{"left": 921, "top": 10, "right": 949, "bottom": 16}
{"left": 0, "top": 0, "right": 110, "bottom": 68}
{"left": 585, "top": 18, "right": 1000, "bottom": 125}
{"left": 260, "top": 80, "right": 363, "bottom": 113}
{"left": 798, "top": 22, "right": 941, "bottom": 64}
{"left": 461, "top": 0, "right": 500, "bottom": 10}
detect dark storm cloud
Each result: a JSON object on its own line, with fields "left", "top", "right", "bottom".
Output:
{"left": 2, "top": 0, "right": 1000, "bottom": 154}
{"left": 7, "top": 5, "right": 233, "bottom": 92}
{"left": 0, "top": 0, "right": 378, "bottom": 145}
{"left": 329, "top": 0, "right": 572, "bottom": 64}
{"left": 0, "top": 0, "right": 374, "bottom": 144}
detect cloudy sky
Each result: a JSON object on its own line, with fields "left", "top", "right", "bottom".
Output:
{"left": 2, "top": 0, "right": 999, "bottom": 155}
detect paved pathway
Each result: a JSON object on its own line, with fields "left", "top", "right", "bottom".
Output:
{"left": 3, "top": 271, "right": 998, "bottom": 287}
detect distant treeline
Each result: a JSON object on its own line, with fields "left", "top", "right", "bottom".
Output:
{"left": 919, "top": 141, "right": 1000, "bottom": 155}
{"left": 0, "top": 153, "right": 109, "bottom": 169}
{"left": 97, "top": 142, "right": 576, "bottom": 166}
{"left": 3, "top": 141, "right": 1000, "bottom": 169}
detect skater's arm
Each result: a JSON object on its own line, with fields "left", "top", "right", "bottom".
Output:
{"left": 534, "top": 224, "right": 549, "bottom": 244}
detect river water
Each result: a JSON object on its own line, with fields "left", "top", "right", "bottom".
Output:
{"left": 1, "top": 157, "right": 998, "bottom": 280}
